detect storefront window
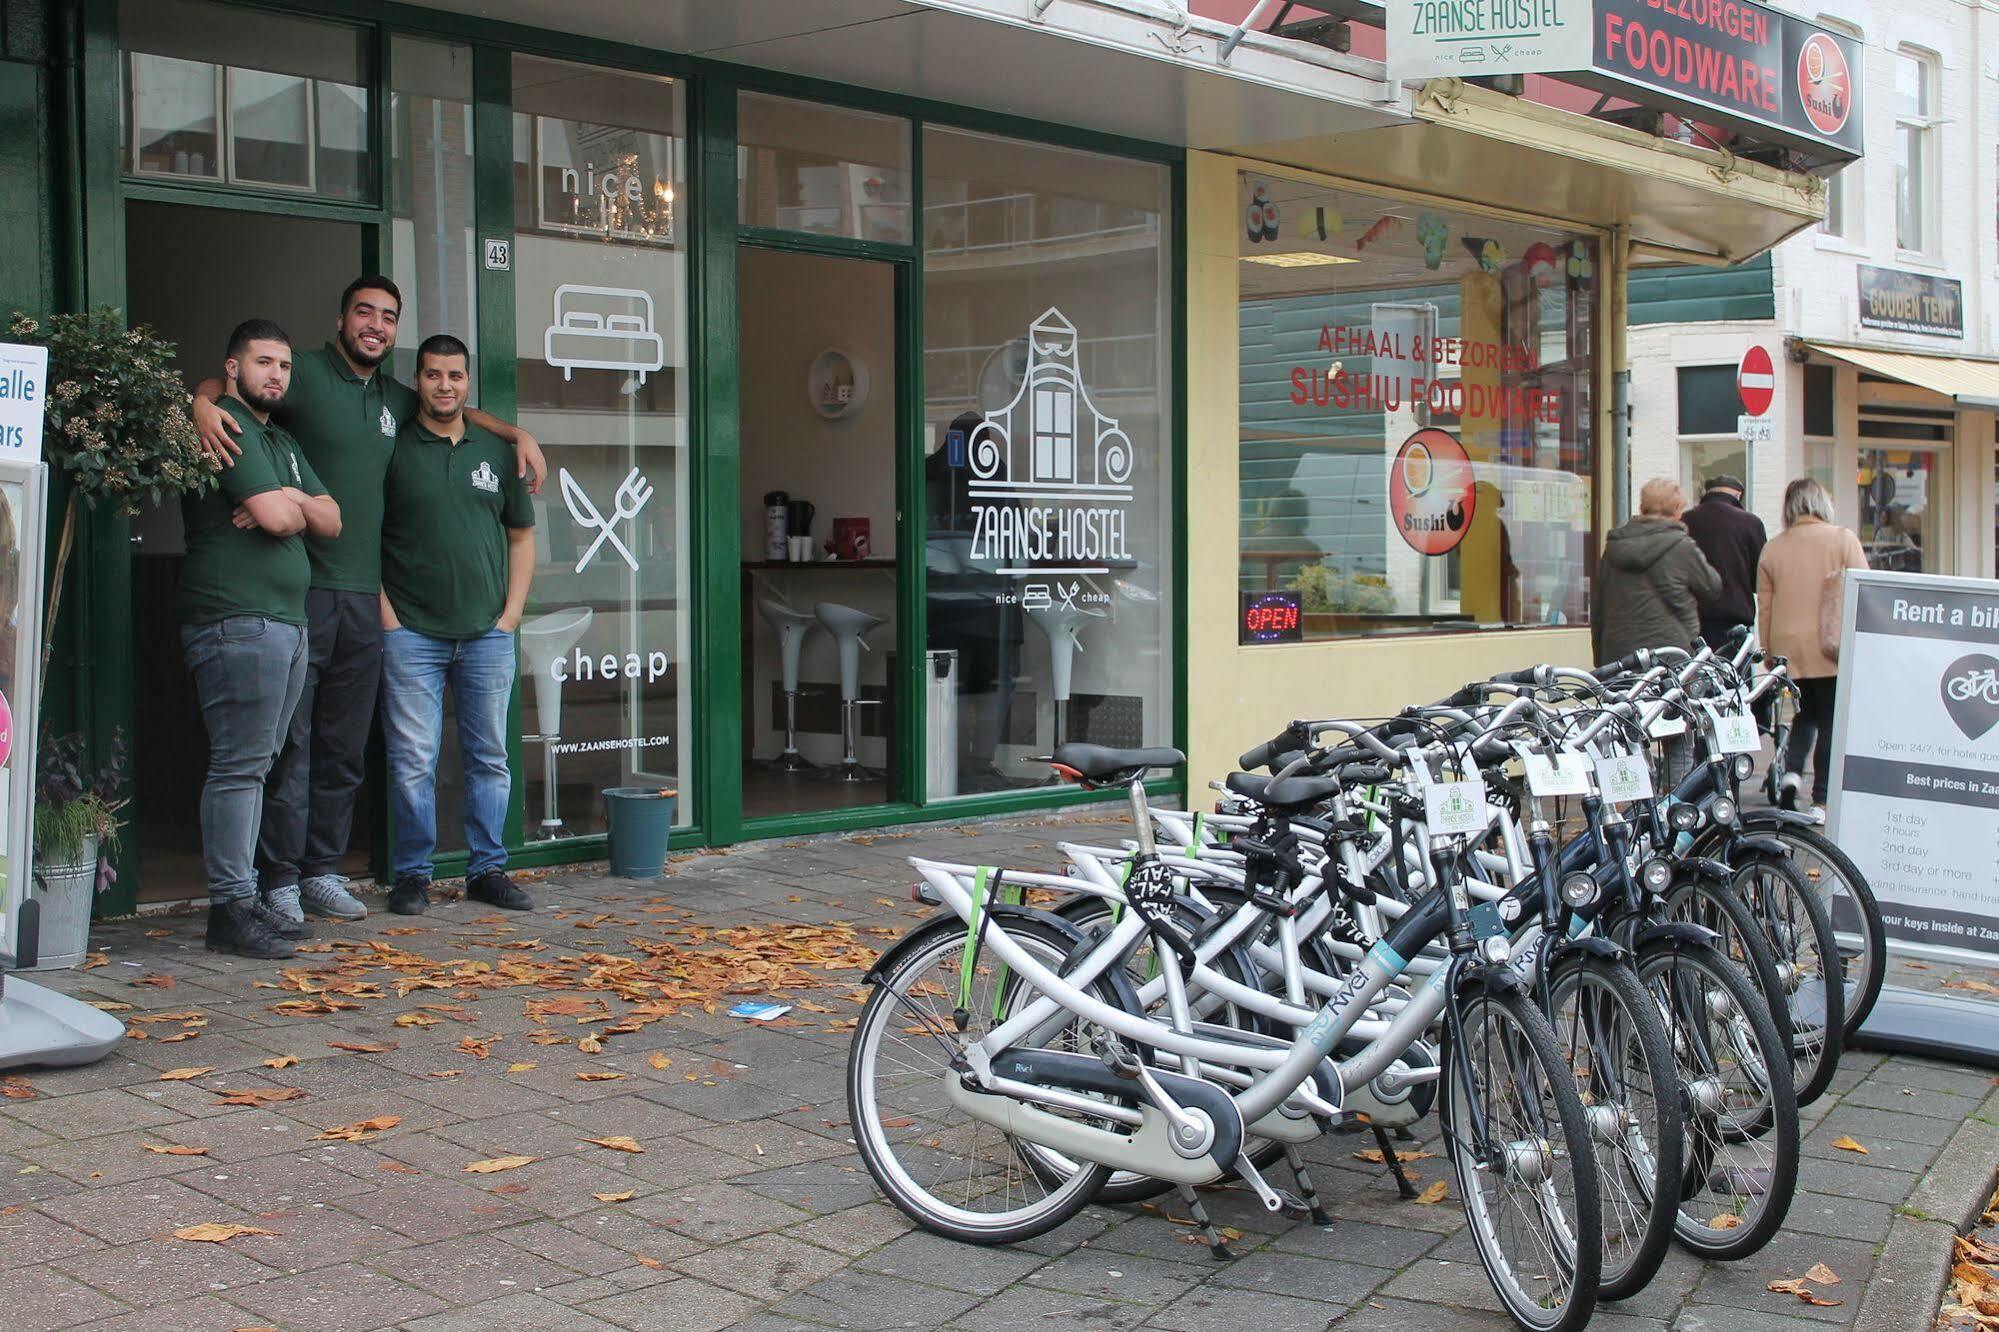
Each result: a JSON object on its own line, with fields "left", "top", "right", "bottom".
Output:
{"left": 1236, "top": 175, "right": 1597, "bottom": 639}
{"left": 1677, "top": 365, "right": 1748, "bottom": 503}
{"left": 1859, "top": 448, "right": 1945, "bottom": 573}
{"left": 738, "top": 93, "right": 911, "bottom": 243}
{"left": 922, "top": 128, "right": 1173, "bottom": 797}
{"left": 119, "top": 0, "right": 372, "bottom": 201}
{"left": 512, "top": 56, "right": 691, "bottom": 836}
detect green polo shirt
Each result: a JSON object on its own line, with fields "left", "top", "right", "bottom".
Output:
{"left": 381, "top": 417, "right": 535, "bottom": 640}
{"left": 271, "top": 343, "right": 418, "bottom": 595}
{"left": 177, "top": 396, "right": 326, "bottom": 627}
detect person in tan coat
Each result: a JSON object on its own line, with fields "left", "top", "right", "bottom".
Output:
{"left": 1756, "top": 477, "right": 1867, "bottom": 813}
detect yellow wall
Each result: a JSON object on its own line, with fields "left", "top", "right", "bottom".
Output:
{"left": 1183, "top": 151, "right": 1599, "bottom": 791}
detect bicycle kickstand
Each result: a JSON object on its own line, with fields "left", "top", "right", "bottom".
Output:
{"left": 1174, "top": 1183, "right": 1236, "bottom": 1261}
{"left": 1283, "top": 1145, "right": 1335, "bottom": 1227}
{"left": 1373, "top": 1124, "right": 1420, "bottom": 1201}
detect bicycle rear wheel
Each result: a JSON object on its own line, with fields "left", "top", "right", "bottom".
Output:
{"left": 1547, "top": 953, "right": 1682, "bottom": 1301}
{"left": 847, "top": 916, "right": 1127, "bottom": 1244}
{"left": 1636, "top": 938, "right": 1798, "bottom": 1261}
{"left": 1442, "top": 986, "right": 1602, "bottom": 1332}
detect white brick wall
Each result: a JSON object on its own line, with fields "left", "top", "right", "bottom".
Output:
{"left": 1628, "top": 0, "right": 1999, "bottom": 572}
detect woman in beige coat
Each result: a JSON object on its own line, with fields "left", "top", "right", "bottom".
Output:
{"left": 1756, "top": 477, "right": 1867, "bottom": 813}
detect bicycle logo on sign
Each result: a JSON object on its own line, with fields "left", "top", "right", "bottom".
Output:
{"left": 1945, "top": 667, "right": 1999, "bottom": 705}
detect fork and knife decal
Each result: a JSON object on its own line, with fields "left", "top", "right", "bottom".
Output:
{"left": 559, "top": 466, "right": 655, "bottom": 573}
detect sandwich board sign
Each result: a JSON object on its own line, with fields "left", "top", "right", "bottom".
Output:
{"left": 1829, "top": 570, "right": 1999, "bottom": 1066}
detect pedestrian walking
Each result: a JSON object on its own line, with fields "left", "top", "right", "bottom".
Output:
{"left": 1592, "top": 477, "right": 1723, "bottom": 664}
{"left": 1682, "top": 472, "right": 1766, "bottom": 648}
{"left": 1757, "top": 477, "right": 1867, "bottom": 816}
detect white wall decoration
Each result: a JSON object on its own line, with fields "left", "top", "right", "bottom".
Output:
{"left": 559, "top": 466, "right": 654, "bottom": 573}
{"left": 543, "top": 285, "right": 667, "bottom": 382}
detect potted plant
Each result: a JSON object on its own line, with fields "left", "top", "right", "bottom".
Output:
{"left": 8, "top": 309, "right": 211, "bottom": 695}
{"left": 30, "top": 729, "right": 126, "bottom": 967}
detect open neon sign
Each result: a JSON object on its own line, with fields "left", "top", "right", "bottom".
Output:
{"left": 1241, "top": 591, "right": 1304, "bottom": 644}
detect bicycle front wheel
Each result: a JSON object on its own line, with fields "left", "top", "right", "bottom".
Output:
{"left": 847, "top": 916, "right": 1128, "bottom": 1244}
{"left": 1752, "top": 820, "right": 1885, "bottom": 1040}
{"left": 1547, "top": 953, "right": 1683, "bottom": 1301}
{"left": 1637, "top": 938, "right": 1798, "bottom": 1261}
{"left": 1443, "top": 986, "right": 1603, "bottom": 1332}
{"left": 1731, "top": 853, "right": 1843, "bottom": 1106}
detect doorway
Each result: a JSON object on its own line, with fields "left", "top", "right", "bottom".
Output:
{"left": 123, "top": 200, "right": 370, "bottom": 902}
{"left": 737, "top": 246, "right": 903, "bottom": 819}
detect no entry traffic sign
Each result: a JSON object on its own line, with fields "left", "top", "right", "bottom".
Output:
{"left": 1738, "top": 345, "right": 1775, "bottom": 417}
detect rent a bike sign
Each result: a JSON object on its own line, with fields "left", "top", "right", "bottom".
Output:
{"left": 1828, "top": 571, "right": 1999, "bottom": 964}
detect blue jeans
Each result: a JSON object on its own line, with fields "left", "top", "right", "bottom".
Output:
{"left": 182, "top": 617, "right": 308, "bottom": 906}
{"left": 380, "top": 626, "right": 514, "bottom": 880}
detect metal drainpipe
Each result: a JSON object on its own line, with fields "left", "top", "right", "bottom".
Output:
{"left": 1610, "top": 225, "right": 1632, "bottom": 526}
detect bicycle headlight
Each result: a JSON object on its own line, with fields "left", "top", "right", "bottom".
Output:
{"left": 1710, "top": 796, "right": 1737, "bottom": 826}
{"left": 1731, "top": 753, "right": 1755, "bottom": 781}
{"left": 1560, "top": 872, "right": 1601, "bottom": 909}
{"left": 1480, "top": 935, "right": 1511, "bottom": 964}
{"left": 1640, "top": 857, "right": 1673, "bottom": 894}
{"left": 1668, "top": 802, "right": 1702, "bottom": 832}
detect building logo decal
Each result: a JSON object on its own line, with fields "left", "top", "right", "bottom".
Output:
{"left": 964, "top": 308, "right": 1134, "bottom": 578}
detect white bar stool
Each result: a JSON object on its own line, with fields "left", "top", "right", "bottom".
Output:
{"left": 759, "top": 598, "right": 820, "bottom": 770}
{"left": 813, "top": 601, "right": 885, "bottom": 782}
{"left": 1028, "top": 605, "right": 1106, "bottom": 751}
{"left": 518, "top": 606, "right": 594, "bottom": 838}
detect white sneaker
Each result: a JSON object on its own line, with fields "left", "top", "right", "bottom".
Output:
{"left": 299, "top": 874, "right": 368, "bottom": 921}
{"left": 1809, "top": 806, "right": 1827, "bottom": 825}
{"left": 263, "top": 882, "right": 305, "bottom": 926}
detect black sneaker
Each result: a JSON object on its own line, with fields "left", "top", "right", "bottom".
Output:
{"left": 467, "top": 870, "right": 532, "bottom": 911}
{"left": 250, "top": 895, "right": 314, "bottom": 941}
{"left": 387, "top": 874, "right": 432, "bottom": 916}
{"left": 206, "top": 900, "right": 296, "bottom": 960}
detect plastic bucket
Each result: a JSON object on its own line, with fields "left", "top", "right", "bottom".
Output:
{"left": 604, "top": 787, "right": 676, "bottom": 880}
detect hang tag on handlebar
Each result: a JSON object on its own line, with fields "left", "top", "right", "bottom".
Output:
{"left": 1701, "top": 700, "right": 1759, "bottom": 755}
{"left": 1124, "top": 858, "right": 1178, "bottom": 909}
{"left": 1592, "top": 749, "right": 1654, "bottom": 803}
{"left": 1423, "top": 778, "right": 1490, "bottom": 837}
{"left": 1647, "top": 714, "right": 1688, "bottom": 738}
{"left": 1512, "top": 743, "right": 1590, "bottom": 797}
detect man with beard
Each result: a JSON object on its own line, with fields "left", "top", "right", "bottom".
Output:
{"left": 180, "top": 321, "right": 342, "bottom": 959}
{"left": 189, "top": 277, "right": 545, "bottom": 925}
{"left": 377, "top": 335, "right": 536, "bottom": 916}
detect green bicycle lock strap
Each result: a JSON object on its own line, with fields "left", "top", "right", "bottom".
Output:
{"left": 1187, "top": 811, "right": 1204, "bottom": 857}
{"left": 956, "top": 868, "right": 1024, "bottom": 1019}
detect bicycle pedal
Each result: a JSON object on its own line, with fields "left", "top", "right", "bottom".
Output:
{"left": 1272, "top": 1188, "right": 1309, "bottom": 1213}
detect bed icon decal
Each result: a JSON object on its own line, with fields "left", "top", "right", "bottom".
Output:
{"left": 543, "top": 284, "right": 667, "bottom": 383}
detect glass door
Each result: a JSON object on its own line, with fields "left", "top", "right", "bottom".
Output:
{"left": 738, "top": 245, "right": 903, "bottom": 818}
{"left": 1858, "top": 446, "right": 1949, "bottom": 574}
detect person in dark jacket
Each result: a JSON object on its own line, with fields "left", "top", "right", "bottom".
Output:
{"left": 1681, "top": 472, "right": 1767, "bottom": 647}
{"left": 1592, "top": 477, "right": 1723, "bottom": 664}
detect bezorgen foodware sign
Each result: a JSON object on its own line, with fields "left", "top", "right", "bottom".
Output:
{"left": 1389, "top": 0, "right": 1863, "bottom": 161}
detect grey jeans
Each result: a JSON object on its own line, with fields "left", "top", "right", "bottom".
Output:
{"left": 182, "top": 616, "right": 307, "bottom": 906}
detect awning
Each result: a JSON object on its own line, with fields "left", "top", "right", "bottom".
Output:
{"left": 1806, "top": 343, "right": 1999, "bottom": 410}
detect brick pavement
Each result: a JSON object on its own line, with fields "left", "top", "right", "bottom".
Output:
{"left": 0, "top": 807, "right": 1991, "bottom": 1331}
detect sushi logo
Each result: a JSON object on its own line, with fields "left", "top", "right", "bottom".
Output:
{"left": 1389, "top": 427, "right": 1476, "bottom": 556}
{"left": 1796, "top": 33, "right": 1851, "bottom": 137}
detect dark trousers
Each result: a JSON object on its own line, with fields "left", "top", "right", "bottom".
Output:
{"left": 1783, "top": 676, "right": 1837, "bottom": 805}
{"left": 259, "top": 589, "right": 383, "bottom": 889}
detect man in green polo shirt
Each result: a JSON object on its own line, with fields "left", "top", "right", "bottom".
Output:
{"left": 378, "top": 334, "right": 536, "bottom": 915}
{"left": 180, "top": 319, "right": 342, "bottom": 959}
{"left": 191, "top": 276, "right": 546, "bottom": 926}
